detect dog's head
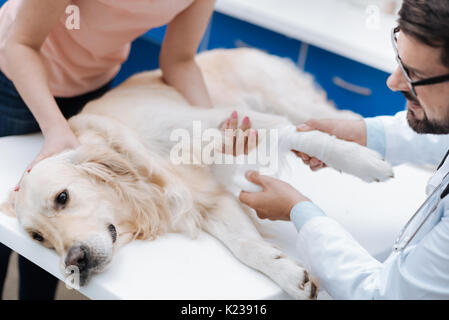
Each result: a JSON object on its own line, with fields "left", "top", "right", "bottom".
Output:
{"left": 7, "top": 143, "right": 173, "bottom": 286}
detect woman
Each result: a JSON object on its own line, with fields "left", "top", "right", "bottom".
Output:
{"left": 0, "top": 0, "right": 215, "bottom": 299}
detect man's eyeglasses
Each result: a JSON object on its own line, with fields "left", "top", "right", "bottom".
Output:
{"left": 391, "top": 26, "right": 449, "bottom": 98}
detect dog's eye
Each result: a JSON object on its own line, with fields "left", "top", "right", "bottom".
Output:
{"left": 31, "top": 231, "right": 44, "bottom": 242}
{"left": 56, "top": 190, "right": 69, "bottom": 206}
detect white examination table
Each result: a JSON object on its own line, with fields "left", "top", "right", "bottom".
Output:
{"left": 0, "top": 134, "right": 432, "bottom": 299}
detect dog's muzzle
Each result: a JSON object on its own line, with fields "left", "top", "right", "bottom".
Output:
{"left": 65, "top": 245, "right": 89, "bottom": 272}
{"left": 64, "top": 230, "right": 115, "bottom": 286}
{"left": 65, "top": 245, "right": 91, "bottom": 283}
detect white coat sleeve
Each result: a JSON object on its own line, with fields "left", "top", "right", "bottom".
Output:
{"left": 293, "top": 203, "right": 449, "bottom": 299}
{"left": 364, "top": 111, "right": 449, "bottom": 167}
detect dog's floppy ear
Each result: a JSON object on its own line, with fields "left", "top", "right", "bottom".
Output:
{"left": 71, "top": 144, "right": 171, "bottom": 240}
{"left": 71, "top": 144, "right": 166, "bottom": 188}
{"left": 69, "top": 114, "right": 167, "bottom": 187}
{"left": 72, "top": 144, "right": 140, "bottom": 184}
{"left": 0, "top": 190, "right": 16, "bottom": 217}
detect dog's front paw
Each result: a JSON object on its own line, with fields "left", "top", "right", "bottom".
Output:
{"left": 345, "top": 144, "right": 394, "bottom": 183}
{"left": 285, "top": 129, "right": 394, "bottom": 183}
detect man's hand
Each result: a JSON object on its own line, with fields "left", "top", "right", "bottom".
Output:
{"left": 293, "top": 118, "right": 367, "bottom": 171}
{"left": 239, "top": 170, "right": 310, "bottom": 221}
{"left": 15, "top": 125, "right": 80, "bottom": 191}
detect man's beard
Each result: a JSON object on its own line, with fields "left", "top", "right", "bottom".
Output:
{"left": 403, "top": 91, "right": 449, "bottom": 134}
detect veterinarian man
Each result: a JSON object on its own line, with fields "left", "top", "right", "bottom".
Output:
{"left": 240, "top": 0, "right": 449, "bottom": 299}
{"left": 0, "top": 0, "right": 215, "bottom": 299}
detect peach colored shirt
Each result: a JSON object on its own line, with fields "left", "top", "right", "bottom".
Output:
{"left": 0, "top": 0, "right": 194, "bottom": 97}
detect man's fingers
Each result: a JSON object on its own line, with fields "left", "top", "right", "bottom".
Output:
{"left": 245, "top": 170, "right": 273, "bottom": 188}
{"left": 292, "top": 149, "right": 325, "bottom": 169}
{"left": 255, "top": 210, "right": 268, "bottom": 220}
{"left": 296, "top": 123, "right": 314, "bottom": 132}
{"left": 303, "top": 118, "right": 337, "bottom": 136}
{"left": 309, "top": 158, "right": 321, "bottom": 167}
{"left": 311, "top": 163, "right": 327, "bottom": 171}
{"left": 292, "top": 150, "right": 311, "bottom": 162}
{"left": 239, "top": 192, "right": 267, "bottom": 218}
{"left": 310, "top": 163, "right": 323, "bottom": 171}
{"left": 292, "top": 150, "right": 314, "bottom": 166}
{"left": 239, "top": 190, "right": 256, "bottom": 208}
{"left": 297, "top": 119, "right": 336, "bottom": 135}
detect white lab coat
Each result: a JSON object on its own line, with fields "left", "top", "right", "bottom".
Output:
{"left": 295, "top": 111, "right": 449, "bottom": 299}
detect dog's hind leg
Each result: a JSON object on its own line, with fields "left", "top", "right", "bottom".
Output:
{"left": 201, "top": 48, "right": 360, "bottom": 124}
{"left": 201, "top": 195, "right": 318, "bottom": 299}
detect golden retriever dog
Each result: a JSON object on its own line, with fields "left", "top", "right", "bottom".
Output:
{"left": 0, "top": 48, "right": 393, "bottom": 299}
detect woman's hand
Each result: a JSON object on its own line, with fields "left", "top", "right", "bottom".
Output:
{"left": 239, "top": 170, "right": 310, "bottom": 221}
{"left": 293, "top": 118, "right": 367, "bottom": 171}
{"left": 159, "top": 0, "right": 215, "bottom": 108}
{"left": 6, "top": 0, "right": 79, "bottom": 191}
{"left": 15, "top": 125, "right": 80, "bottom": 191}
{"left": 220, "top": 110, "right": 258, "bottom": 156}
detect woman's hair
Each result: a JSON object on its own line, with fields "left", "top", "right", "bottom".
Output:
{"left": 398, "top": 0, "right": 449, "bottom": 68}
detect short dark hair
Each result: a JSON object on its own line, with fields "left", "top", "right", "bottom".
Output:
{"left": 398, "top": 0, "right": 449, "bottom": 68}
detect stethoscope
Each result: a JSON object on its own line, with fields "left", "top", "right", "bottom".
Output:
{"left": 393, "top": 171, "right": 449, "bottom": 252}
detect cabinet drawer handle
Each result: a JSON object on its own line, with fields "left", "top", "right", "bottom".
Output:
{"left": 234, "top": 39, "right": 254, "bottom": 49}
{"left": 332, "top": 76, "right": 372, "bottom": 96}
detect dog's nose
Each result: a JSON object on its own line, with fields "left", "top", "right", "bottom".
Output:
{"left": 65, "top": 245, "right": 90, "bottom": 273}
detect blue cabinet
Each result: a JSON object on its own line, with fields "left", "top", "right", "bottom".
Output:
{"left": 207, "top": 11, "right": 403, "bottom": 117}
{"left": 304, "top": 45, "right": 405, "bottom": 117}
{"left": 142, "top": 24, "right": 210, "bottom": 52}
{"left": 114, "top": 20, "right": 212, "bottom": 86}
{"left": 142, "top": 25, "right": 167, "bottom": 45}
{"left": 112, "top": 38, "right": 160, "bottom": 87}
{"left": 207, "top": 12, "right": 301, "bottom": 63}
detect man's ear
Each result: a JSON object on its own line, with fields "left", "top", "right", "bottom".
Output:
{"left": 0, "top": 190, "right": 16, "bottom": 217}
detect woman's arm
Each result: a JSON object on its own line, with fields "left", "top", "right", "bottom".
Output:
{"left": 159, "top": 0, "right": 215, "bottom": 108}
{"left": 5, "top": 0, "right": 79, "bottom": 188}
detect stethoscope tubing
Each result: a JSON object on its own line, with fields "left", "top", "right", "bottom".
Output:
{"left": 393, "top": 172, "right": 449, "bottom": 252}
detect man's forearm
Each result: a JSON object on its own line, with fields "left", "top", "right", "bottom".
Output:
{"left": 364, "top": 117, "right": 387, "bottom": 159}
{"left": 364, "top": 111, "right": 449, "bottom": 166}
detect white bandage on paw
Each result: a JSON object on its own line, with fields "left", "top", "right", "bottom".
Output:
{"left": 227, "top": 154, "right": 264, "bottom": 195}
{"left": 225, "top": 124, "right": 393, "bottom": 196}
{"left": 278, "top": 125, "right": 394, "bottom": 182}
